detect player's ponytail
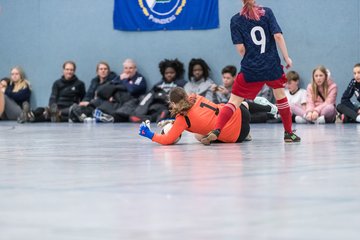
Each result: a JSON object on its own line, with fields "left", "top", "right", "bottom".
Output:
{"left": 169, "top": 87, "right": 196, "bottom": 116}
{"left": 240, "top": 0, "right": 265, "bottom": 21}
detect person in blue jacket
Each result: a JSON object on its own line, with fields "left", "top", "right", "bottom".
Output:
{"left": 90, "top": 58, "right": 148, "bottom": 122}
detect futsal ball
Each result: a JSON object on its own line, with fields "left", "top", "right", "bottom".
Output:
{"left": 161, "top": 122, "right": 181, "bottom": 144}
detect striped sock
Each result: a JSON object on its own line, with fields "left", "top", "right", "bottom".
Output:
{"left": 215, "top": 102, "right": 236, "bottom": 130}
{"left": 276, "top": 97, "right": 292, "bottom": 133}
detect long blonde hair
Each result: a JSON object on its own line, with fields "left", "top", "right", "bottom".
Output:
{"left": 241, "top": 0, "right": 265, "bottom": 21}
{"left": 311, "top": 65, "right": 329, "bottom": 101}
{"left": 169, "top": 87, "right": 196, "bottom": 116}
{"left": 10, "top": 66, "right": 30, "bottom": 92}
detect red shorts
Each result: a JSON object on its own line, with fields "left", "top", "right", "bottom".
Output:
{"left": 231, "top": 73, "right": 287, "bottom": 100}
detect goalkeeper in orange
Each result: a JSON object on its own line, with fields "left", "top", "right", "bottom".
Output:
{"left": 139, "top": 87, "right": 250, "bottom": 145}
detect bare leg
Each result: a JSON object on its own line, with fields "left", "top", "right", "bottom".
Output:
{"left": 194, "top": 134, "right": 205, "bottom": 142}
{"left": 228, "top": 94, "right": 245, "bottom": 109}
{"left": 241, "top": 101, "right": 249, "bottom": 109}
{"left": 272, "top": 88, "right": 286, "bottom": 100}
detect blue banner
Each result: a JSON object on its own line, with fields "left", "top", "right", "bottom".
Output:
{"left": 113, "top": 0, "right": 219, "bottom": 31}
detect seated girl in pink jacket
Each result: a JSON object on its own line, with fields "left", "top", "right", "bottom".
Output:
{"left": 305, "top": 66, "right": 337, "bottom": 124}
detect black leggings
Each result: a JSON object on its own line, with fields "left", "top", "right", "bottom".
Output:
{"left": 336, "top": 103, "right": 358, "bottom": 122}
{"left": 236, "top": 104, "right": 251, "bottom": 142}
{"left": 246, "top": 101, "right": 273, "bottom": 123}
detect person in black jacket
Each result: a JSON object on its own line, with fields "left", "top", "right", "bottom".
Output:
{"left": 19, "top": 61, "right": 85, "bottom": 122}
{"left": 1, "top": 67, "right": 31, "bottom": 121}
{"left": 0, "top": 77, "right": 10, "bottom": 116}
{"left": 129, "top": 58, "right": 186, "bottom": 122}
{"left": 68, "top": 61, "right": 117, "bottom": 122}
{"left": 79, "top": 61, "right": 117, "bottom": 107}
{"left": 336, "top": 63, "right": 360, "bottom": 123}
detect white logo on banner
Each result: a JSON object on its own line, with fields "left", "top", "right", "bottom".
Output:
{"left": 138, "top": 0, "right": 186, "bottom": 25}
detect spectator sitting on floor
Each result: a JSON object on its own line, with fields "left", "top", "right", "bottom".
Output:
{"left": 336, "top": 63, "right": 360, "bottom": 123}
{"left": 184, "top": 58, "right": 215, "bottom": 101}
{"left": 1, "top": 66, "right": 31, "bottom": 121}
{"left": 285, "top": 70, "right": 307, "bottom": 123}
{"left": 68, "top": 61, "right": 117, "bottom": 122}
{"left": 19, "top": 61, "right": 85, "bottom": 123}
{"left": 90, "top": 58, "right": 148, "bottom": 122}
{"left": 305, "top": 66, "right": 337, "bottom": 124}
{"left": 211, "top": 65, "right": 237, "bottom": 104}
{"left": 130, "top": 58, "right": 187, "bottom": 123}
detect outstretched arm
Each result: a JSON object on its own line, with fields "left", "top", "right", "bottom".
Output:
{"left": 274, "top": 33, "right": 292, "bottom": 69}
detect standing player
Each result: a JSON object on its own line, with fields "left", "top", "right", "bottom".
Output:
{"left": 201, "top": 0, "right": 300, "bottom": 145}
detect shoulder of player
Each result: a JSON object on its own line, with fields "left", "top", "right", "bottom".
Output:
{"left": 262, "top": 7, "right": 273, "bottom": 13}
{"left": 231, "top": 12, "right": 242, "bottom": 23}
{"left": 194, "top": 95, "right": 207, "bottom": 104}
{"left": 174, "top": 114, "right": 189, "bottom": 128}
{"left": 263, "top": 7, "right": 275, "bottom": 18}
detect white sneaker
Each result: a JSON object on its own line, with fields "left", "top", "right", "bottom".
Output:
{"left": 356, "top": 115, "right": 360, "bottom": 123}
{"left": 93, "top": 109, "right": 114, "bottom": 123}
{"left": 254, "top": 96, "right": 278, "bottom": 115}
{"left": 316, "top": 116, "right": 325, "bottom": 124}
{"left": 244, "top": 134, "right": 252, "bottom": 141}
{"left": 295, "top": 116, "right": 307, "bottom": 124}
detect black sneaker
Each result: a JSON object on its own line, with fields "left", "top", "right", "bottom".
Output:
{"left": 284, "top": 131, "right": 301, "bottom": 142}
{"left": 43, "top": 107, "right": 50, "bottom": 120}
{"left": 18, "top": 101, "right": 30, "bottom": 123}
{"left": 200, "top": 129, "right": 221, "bottom": 145}
{"left": 50, "top": 103, "right": 61, "bottom": 122}
{"left": 69, "top": 104, "right": 86, "bottom": 122}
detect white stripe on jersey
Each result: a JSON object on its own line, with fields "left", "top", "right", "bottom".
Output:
{"left": 134, "top": 77, "right": 143, "bottom": 85}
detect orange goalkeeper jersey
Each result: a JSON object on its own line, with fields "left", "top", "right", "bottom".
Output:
{"left": 152, "top": 96, "right": 242, "bottom": 145}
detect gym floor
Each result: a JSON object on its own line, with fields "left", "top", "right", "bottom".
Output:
{"left": 0, "top": 122, "right": 359, "bottom": 240}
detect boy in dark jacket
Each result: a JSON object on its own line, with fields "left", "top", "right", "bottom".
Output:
{"left": 336, "top": 63, "right": 360, "bottom": 123}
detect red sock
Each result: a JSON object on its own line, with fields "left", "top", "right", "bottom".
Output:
{"left": 215, "top": 103, "right": 236, "bottom": 130}
{"left": 276, "top": 97, "right": 292, "bottom": 133}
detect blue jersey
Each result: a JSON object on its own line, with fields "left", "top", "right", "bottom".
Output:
{"left": 231, "top": 7, "right": 283, "bottom": 82}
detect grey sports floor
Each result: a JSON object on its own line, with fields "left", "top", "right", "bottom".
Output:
{"left": 0, "top": 121, "right": 359, "bottom": 240}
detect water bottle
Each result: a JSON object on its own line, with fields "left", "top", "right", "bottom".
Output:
{"left": 83, "top": 117, "right": 96, "bottom": 123}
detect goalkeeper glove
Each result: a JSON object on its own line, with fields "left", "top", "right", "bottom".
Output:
{"left": 139, "top": 121, "right": 154, "bottom": 140}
